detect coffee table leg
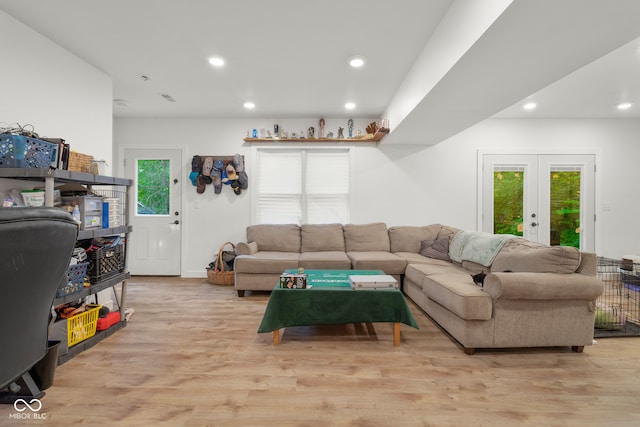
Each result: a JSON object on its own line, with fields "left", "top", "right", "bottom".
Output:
{"left": 393, "top": 323, "right": 400, "bottom": 346}
{"left": 273, "top": 329, "right": 280, "bottom": 345}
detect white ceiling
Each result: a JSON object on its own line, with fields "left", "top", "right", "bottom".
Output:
{"left": 1, "top": 0, "right": 640, "bottom": 145}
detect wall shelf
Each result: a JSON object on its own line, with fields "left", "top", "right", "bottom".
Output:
{"left": 244, "top": 129, "right": 389, "bottom": 144}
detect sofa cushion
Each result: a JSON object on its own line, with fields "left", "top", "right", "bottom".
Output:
{"left": 344, "top": 222, "right": 390, "bottom": 252}
{"left": 394, "top": 252, "right": 438, "bottom": 265}
{"left": 404, "top": 262, "right": 467, "bottom": 286}
{"left": 420, "top": 238, "right": 451, "bottom": 261}
{"left": 491, "top": 238, "right": 581, "bottom": 274}
{"left": 346, "top": 251, "right": 406, "bottom": 274}
{"left": 247, "top": 224, "right": 301, "bottom": 253}
{"left": 388, "top": 225, "right": 442, "bottom": 253}
{"left": 423, "top": 274, "right": 493, "bottom": 320}
{"left": 234, "top": 252, "right": 299, "bottom": 274}
{"left": 301, "top": 224, "right": 345, "bottom": 252}
{"left": 298, "top": 251, "right": 352, "bottom": 270}
{"left": 437, "top": 225, "right": 461, "bottom": 240}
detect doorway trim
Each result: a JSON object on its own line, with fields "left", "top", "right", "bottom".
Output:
{"left": 477, "top": 148, "right": 602, "bottom": 254}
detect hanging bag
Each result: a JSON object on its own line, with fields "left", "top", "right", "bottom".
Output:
{"left": 206, "top": 242, "right": 236, "bottom": 286}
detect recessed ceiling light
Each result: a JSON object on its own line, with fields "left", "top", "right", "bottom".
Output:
{"left": 523, "top": 102, "right": 537, "bottom": 110}
{"left": 617, "top": 102, "right": 633, "bottom": 110}
{"left": 243, "top": 101, "right": 255, "bottom": 109}
{"left": 208, "top": 57, "right": 225, "bottom": 67}
{"left": 349, "top": 57, "right": 365, "bottom": 68}
{"left": 345, "top": 102, "right": 356, "bottom": 110}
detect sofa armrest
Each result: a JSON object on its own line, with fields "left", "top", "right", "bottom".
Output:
{"left": 236, "top": 241, "right": 258, "bottom": 256}
{"left": 483, "top": 272, "right": 603, "bottom": 300}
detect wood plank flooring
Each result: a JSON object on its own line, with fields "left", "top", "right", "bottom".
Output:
{"left": 2, "top": 276, "right": 640, "bottom": 426}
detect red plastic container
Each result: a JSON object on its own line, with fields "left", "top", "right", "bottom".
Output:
{"left": 96, "top": 311, "right": 121, "bottom": 331}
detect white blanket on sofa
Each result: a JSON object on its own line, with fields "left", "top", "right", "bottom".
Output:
{"left": 449, "top": 231, "right": 515, "bottom": 267}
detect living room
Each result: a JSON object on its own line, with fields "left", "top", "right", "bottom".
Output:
{"left": 1, "top": 1, "right": 640, "bottom": 425}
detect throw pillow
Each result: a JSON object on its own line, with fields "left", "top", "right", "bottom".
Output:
{"left": 420, "top": 238, "right": 450, "bottom": 261}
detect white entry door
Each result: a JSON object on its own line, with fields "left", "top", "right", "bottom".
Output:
{"left": 481, "top": 153, "right": 595, "bottom": 251}
{"left": 125, "top": 148, "right": 182, "bottom": 275}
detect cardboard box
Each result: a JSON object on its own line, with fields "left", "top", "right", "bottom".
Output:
{"left": 348, "top": 274, "right": 398, "bottom": 290}
{"left": 279, "top": 273, "right": 307, "bottom": 289}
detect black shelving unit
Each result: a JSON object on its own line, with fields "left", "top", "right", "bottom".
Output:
{"left": 57, "top": 321, "right": 126, "bottom": 365}
{"left": 0, "top": 167, "right": 132, "bottom": 364}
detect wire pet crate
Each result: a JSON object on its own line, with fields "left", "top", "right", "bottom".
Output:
{"left": 595, "top": 257, "right": 640, "bottom": 337}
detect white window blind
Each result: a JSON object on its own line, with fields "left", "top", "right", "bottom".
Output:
{"left": 306, "top": 151, "right": 350, "bottom": 224}
{"left": 256, "top": 148, "right": 350, "bottom": 224}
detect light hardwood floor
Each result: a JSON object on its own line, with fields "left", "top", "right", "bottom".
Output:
{"left": 2, "top": 276, "right": 640, "bottom": 426}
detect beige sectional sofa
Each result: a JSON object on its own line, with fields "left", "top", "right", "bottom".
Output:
{"left": 234, "top": 222, "right": 604, "bottom": 353}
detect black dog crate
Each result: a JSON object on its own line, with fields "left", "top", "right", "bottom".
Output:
{"left": 595, "top": 257, "right": 640, "bottom": 338}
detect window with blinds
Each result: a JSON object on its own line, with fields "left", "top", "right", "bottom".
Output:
{"left": 256, "top": 148, "right": 350, "bottom": 224}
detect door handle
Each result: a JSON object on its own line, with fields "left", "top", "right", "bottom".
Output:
{"left": 173, "top": 220, "right": 179, "bottom": 225}
{"left": 531, "top": 222, "right": 538, "bottom": 227}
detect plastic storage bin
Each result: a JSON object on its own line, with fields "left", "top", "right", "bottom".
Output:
{"left": 87, "top": 243, "right": 125, "bottom": 283}
{"left": 0, "top": 134, "right": 58, "bottom": 168}
{"left": 62, "top": 196, "right": 103, "bottom": 230}
{"left": 21, "top": 190, "right": 45, "bottom": 206}
{"left": 56, "top": 261, "right": 89, "bottom": 297}
{"left": 67, "top": 304, "right": 101, "bottom": 347}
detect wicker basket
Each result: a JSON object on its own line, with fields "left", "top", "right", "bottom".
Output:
{"left": 207, "top": 242, "right": 236, "bottom": 286}
{"left": 68, "top": 151, "right": 95, "bottom": 173}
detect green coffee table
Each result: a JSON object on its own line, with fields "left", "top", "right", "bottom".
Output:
{"left": 257, "top": 269, "right": 419, "bottom": 346}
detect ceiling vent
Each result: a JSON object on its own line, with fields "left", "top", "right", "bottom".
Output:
{"left": 160, "top": 93, "right": 176, "bottom": 102}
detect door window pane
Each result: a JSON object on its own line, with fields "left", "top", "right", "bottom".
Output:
{"left": 493, "top": 169, "right": 524, "bottom": 236}
{"left": 549, "top": 169, "right": 581, "bottom": 248}
{"left": 136, "top": 159, "right": 170, "bottom": 215}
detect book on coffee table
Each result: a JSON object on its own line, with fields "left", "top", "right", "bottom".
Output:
{"left": 348, "top": 274, "right": 398, "bottom": 290}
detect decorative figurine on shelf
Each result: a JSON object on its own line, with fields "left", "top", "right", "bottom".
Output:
{"left": 299, "top": 131, "right": 305, "bottom": 139}
{"left": 274, "top": 123, "right": 279, "bottom": 137}
{"left": 326, "top": 131, "right": 334, "bottom": 139}
{"left": 319, "top": 118, "right": 325, "bottom": 138}
{"left": 338, "top": 127, "right": 344, "bottom": 139}
{"left": 308, "top": 127, "right": 315, "bottom": 139}
{"left": 347, "top": 119, "right": 354, "bottom": 138}
{"left": 252, "top": 129, "right": 258, "bottom": 138}
{"left": 366, "top": 121, "right": 378, "bottom": 135}
{"left": 357, "top": 129, "right": 362, "bottom": 138}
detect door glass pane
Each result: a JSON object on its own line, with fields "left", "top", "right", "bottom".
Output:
{"left": 549, "top": 168, "right": 580, "bottom": 248}
{"left": 493, "top": 169, "right": 524, "bottom": 236}
{"left": 136, "top": 159, "right": 170, "bottom": 216}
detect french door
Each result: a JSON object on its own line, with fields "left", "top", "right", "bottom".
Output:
{"left": 481, "top": 154, "right": 595, "bottom": 251}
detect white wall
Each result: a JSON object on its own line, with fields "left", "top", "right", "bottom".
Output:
{"left": 382, "top": 118, "right": 640, "bottom": 259}
{"left": 0, "top": 11, "right": 113, "bottom": 171}
{"left": 113, "top": 117, "right": 376, "bottom": 277}
{"left": 115, "top": 116, "right": 640, "bottom": 277}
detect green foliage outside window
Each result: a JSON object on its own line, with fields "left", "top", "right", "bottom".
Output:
{"left": 137, "top": 159, "right": 170, "bottom": 215}
{"left": 493, "top": 171, "right": 524, "bottom": 236}
{"left": 550, "top": 171, "right": 580, "bottom": 248}
{"left": 493, "top": 170, "right": 581, "bottom": 248}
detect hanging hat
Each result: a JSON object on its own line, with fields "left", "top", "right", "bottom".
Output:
{"left": 225, "top": 162, "right": 238, "bottom": 181}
